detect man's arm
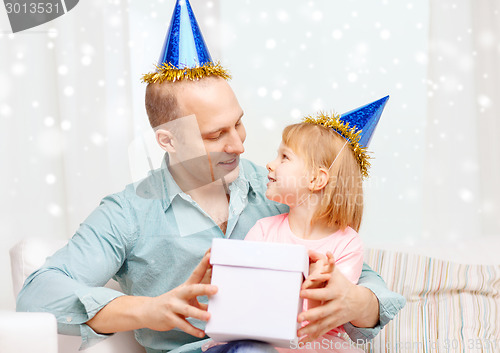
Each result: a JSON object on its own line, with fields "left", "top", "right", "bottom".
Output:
{"left": 86, "top": 251, "right": 217, "bottom": 338}
{"left": 17, "top": 193, "right": 218, "bottom": 348}
{"left": 16, "top": 194, "right": 137, "bottom": 348}
{"left": 298, "top": 262, "right": 405, "bottom": 342}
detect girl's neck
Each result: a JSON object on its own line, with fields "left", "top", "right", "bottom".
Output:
{"left": 288, "top": 204, "right": 339, "bottom": 240}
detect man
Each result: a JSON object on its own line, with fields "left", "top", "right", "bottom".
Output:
{"left": 17, "top": 1, "right": 404, "bottom": 352}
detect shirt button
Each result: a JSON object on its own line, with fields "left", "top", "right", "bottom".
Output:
{"left": 66, "top": 316, "right": 73, "bottom": 322}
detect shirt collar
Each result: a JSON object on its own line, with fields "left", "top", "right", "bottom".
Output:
{"left": 159, "top": 154, "right": 184, "bottom": 210}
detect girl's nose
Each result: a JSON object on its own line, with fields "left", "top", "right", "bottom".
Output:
{"left": 266, "top": 159, "right": 276, "bottom": 172}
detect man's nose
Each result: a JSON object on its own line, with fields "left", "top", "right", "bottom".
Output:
{"left": 225, "top": 130, "right": 245, "bottom": 155}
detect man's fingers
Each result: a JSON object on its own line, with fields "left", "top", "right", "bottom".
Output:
{"left": 171, "top": 315, "right": 206, "bottom": 338}
{"left": 200, "top": 267, "right": 212, "bottom": 285}
{"left": 180, "top": 283, "right": 217, "bottom": 299}
{"left": 196, "top": 302, "right": 208, "bottom": 311}
{"left": 186, "top": 254, "right": 212, "bottom": 285}
{"left": 179, "top": 304, "right": 210, "bottom": 322}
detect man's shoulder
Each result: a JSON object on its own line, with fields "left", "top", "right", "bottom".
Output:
{"left": 240, "top": 158, "right": 267, "bottom": 177}
{"left": 107, "top": 169, "right": 166, "bottom": 208}
{"left": 239, "top": 158, "right": 289, "bottom": 215}
{"left": 240, "top": 158, "right": 268, "bottom": 191}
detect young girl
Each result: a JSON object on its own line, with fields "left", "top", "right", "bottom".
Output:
{"left": 244, "top": 105, "right": 386, "bottom": 352}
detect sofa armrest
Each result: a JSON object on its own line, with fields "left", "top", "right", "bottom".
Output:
{"left": 0, "top": 311, "right": 57, "bottom": 353}
{"left": 10, "top": 238, "right": 146, "bottom": 353}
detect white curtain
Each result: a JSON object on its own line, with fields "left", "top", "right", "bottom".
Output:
{"left": 0, "top": 0, "right": 224, "bottom": 310}
{"left": 423, "top": 0, "right": 500, "bottom": 240}
{"left": 0, "top": 0, "right": 135, "bottom": 309}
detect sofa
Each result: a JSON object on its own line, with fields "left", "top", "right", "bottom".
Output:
{"left": 6, "top": 237, "right": 500, "bottom": 353}
{"left": 8, "top": 238, "right": 146, "bottom": 353}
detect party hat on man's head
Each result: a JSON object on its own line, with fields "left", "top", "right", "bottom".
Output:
{"left": 142, "top": 0, "right": 230, "bottom": 84}
{"left": 303, "top": 95, "right": 389, "bottom": 178}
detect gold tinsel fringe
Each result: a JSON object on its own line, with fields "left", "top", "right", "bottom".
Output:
{"left": 303, "top": 112, "right": 371, "bottom": 179}
{"left": 141, "top": 61, "right": 231, "bottom": 83}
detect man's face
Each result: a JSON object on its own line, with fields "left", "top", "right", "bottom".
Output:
{"left": 174, "top": 77, "right": 246, "bottom": 186}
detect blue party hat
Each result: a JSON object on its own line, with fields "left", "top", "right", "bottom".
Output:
{"left": 340, "top": 95, "right": 389, "bottom": 148}
{"left": 142, "top": 0, "right": 230, "bottom": 83}
{"left": 303, "top": 95, "right": 389, "bottom": 178}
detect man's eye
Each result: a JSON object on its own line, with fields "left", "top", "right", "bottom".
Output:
{"left": 207, "top": 135, "right": 221, "bottom": 141}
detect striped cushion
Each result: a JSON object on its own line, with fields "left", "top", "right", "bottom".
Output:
{"left": 358, "top": 248, "right": 500, "bottom": 353}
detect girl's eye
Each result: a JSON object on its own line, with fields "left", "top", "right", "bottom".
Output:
{"left": 282, "top": 154, "right": 288, "bottom": 160}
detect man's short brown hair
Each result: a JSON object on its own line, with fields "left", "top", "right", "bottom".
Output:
{"left": 145, "top": 82, "right": 181, "bottom": 129}
{"left": 145, "top": 77, "right": 222, "bottom": 129}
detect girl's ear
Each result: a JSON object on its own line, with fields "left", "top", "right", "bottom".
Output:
{"left": 309, "top": 167, "right": 329, "bottom": 191}
{"left": 155, "top": 129, "right": 176, "bottom": 153}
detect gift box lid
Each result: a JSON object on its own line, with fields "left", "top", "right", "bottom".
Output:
{"left": 210, "top": 238, "right": 308, "bottom": 276}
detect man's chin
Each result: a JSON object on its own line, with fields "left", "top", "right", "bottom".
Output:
{"left": 215, "top": 164, "right": 240, "bottom": 185}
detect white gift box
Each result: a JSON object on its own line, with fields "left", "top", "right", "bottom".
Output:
{"left": 205, "top": 238, "right": 309, "bottom": 348}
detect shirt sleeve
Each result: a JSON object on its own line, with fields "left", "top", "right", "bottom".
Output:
{"left": 333, "top": 235, "right": 364, "bottom": 284}
{"left": 343, "top": 263, "right": 406, "bottom": 343}
{"left": 16, "top": 193, "right": 136, "bottom": 350}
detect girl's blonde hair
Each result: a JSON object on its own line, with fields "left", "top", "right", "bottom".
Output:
{"left": 282, "top": 123, "right": 363, "bottom": 232}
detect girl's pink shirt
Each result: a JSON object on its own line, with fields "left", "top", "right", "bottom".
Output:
{"left": 236, "top": 214, "right": 366, "bottom": 352}
{"left": 244, "top": 213, "right": 364, "bottom": 284}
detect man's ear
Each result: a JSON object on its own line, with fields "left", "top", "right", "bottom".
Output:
{"left": 155, "top": 129, "right": 176, "bottom": 153}
{"left": 309, "top": 167, "right": 329, "bottom": 192}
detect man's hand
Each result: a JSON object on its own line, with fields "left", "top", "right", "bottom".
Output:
{"left": 87, "top": 250, "right": 217, "bottom": 338}
{"left": 142, "top": 250, "right": 217, "bottom": 337}
{"left": 297, "top": 250, "right": 379, "bottom": 342}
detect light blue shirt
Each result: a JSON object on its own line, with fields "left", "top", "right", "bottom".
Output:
{"left": 17, "top": 157, "right": 404, "bottom": 353}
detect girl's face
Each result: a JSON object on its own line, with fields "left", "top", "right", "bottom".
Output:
{"left": 265, "top": 142, "right": 312, "bottom": 207}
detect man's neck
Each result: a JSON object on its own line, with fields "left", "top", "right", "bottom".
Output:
{"left": 174, "top": 172, "right": 231, "bottom": 235}
{"left": 166, "top": 155, "right": 234, "bottom": 234}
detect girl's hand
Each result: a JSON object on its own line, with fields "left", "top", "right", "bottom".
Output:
{"left": 297, "top": 258, "right": 379, "bottom": 343}
{"left": 302, "top": 250, "right": 335, "bottom": 291}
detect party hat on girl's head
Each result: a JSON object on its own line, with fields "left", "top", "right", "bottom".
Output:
{"left": 141, "top": 0, "right": 230, "bottom": 83}
{"left": 340, "top": 95, "right": 389, "bottom": 148}
{"left": 303, "top": 95, "right": 389, "bottom": 178}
